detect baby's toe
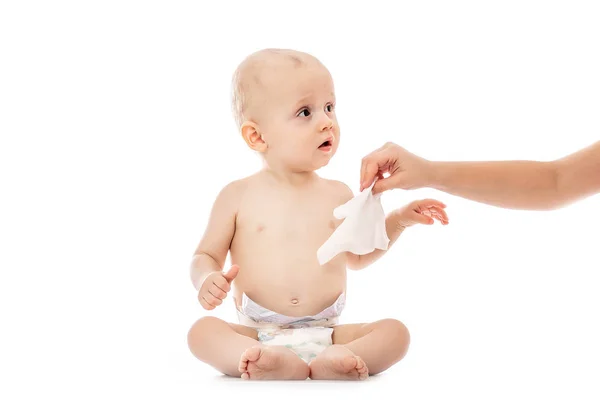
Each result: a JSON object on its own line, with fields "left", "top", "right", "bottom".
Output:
{"left": 241, "top": 346, "right": 262, "bottom": 363}
{"left": 239, "top": 346, "right": 263, "bottom": 375}
{"left": 355, "top": 357, "right": 369, "bottom": 377}
{"left": 238, "top": 358, "right": 248, "bottom": 373}
{"left": 340, "top": 355, "right": 358, "bottom": 373}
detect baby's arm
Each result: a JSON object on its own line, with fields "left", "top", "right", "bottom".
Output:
{"left": 190, "top": 181, "right": 242, "bottom": 291}
{"left": 331, "top": 183, "right": 406, "bottom": 270}
{"left": 335, "top": 184, "right": 447, "bottom": 270}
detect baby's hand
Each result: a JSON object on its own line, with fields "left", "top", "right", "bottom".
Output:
{"left": 394, "top": 199, "right": 449, "bottom": 228}
{"left": 198, "top": 264, "right": 239, "bottom": 310}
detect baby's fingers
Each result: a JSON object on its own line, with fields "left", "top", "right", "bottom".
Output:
{"left": 412, "top": 210, "right": 435, "bottom": 225}
{"left": 416, "top": 198, "right": 446, "bottom": 209}
{"left": 213, "top": 275, "right": 231, "bottom": 293}
{"left": 427, "top": 206, "right": 449, "bottom": 225}
{"left": 199, "top": 295, "right": 215, "bottom": 310}
{"left": 209, "top": 283, "right": 228, "bottom": 300}
{"left": 203, "top": 293, "right": 223, "bottom": 308}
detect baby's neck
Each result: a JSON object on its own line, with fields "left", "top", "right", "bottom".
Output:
{"left": 262, "top": 164, "right": 319, "bottom": 187}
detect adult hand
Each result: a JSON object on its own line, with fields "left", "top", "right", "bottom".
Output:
{"left": 360, "top": 142, "right": 434, "bottom": 194}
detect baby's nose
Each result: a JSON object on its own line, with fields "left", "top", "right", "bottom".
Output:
{"left": 320, "top": 115, "right": 333, "bottom": 131}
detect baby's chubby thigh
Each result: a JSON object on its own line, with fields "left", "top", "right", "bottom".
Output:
{"left": 188, "top": 316, "right": 259, "bottom": 346}
{"left": 187, "top": 316, "right": 260, "bottom": 376}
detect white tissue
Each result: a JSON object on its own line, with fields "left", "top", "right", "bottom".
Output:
{"left": 317, "top": 183, "right": 390, "bottom": 265}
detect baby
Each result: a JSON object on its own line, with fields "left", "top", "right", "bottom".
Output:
{"left": 187, "top": 49, "right": 449, "bottom": 380}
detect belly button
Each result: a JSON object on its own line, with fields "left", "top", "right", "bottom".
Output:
{"left": 291, "top": 298, "right": 299, "bottom": 305}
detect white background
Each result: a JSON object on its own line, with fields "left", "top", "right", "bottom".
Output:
{"left": 1, "top": 1, "right": 599, "bottom": 399}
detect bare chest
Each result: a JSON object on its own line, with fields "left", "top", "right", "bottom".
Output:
{"left": 234, "top": 188, "right": 342, "bottom": 250}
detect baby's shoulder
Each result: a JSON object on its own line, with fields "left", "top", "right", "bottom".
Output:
{"left": 213, "top": 176, "right": 255, "bottom": 206}
{"left": 320, "top": 178, "right": 354, "bottom": 203}
{"left": 218, "top": 172, "right": 269, "bottom": 197}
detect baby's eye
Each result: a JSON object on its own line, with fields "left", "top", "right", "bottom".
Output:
{"left": 325, "top": 103, "right": 335, "bottom": 112}
{"left": 298, "top": 108, "right": 311, "bottom": 117}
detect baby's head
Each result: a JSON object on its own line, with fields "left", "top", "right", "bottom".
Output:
{"left": 231, "top": 49, "right": 339, "bottom": 172}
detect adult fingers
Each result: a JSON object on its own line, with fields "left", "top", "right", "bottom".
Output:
{"left": 360, "top": 153, "right": 382, "bottom": 191}
{"left": 360, "top": 144, "right": 395, "bottom": 191}
{"left": 372, "top": 176, "right": 397, "bottom": 194}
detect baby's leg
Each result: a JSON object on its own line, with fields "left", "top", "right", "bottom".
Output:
{"left": 309, "top": 319, "right": 409, "bottom": 380}
{"left": 187, "top": 316, "right": 309, "bottom": 380}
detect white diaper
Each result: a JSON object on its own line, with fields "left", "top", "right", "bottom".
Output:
{"left": 236, "top": 293, "right": 345, "bottom": 363}
{"left": 256, "top": 327, "right": 334, "bottom": 363}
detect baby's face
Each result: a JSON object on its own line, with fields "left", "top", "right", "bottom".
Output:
{"left": 254, "top": 60, "right": 339, "bottom": 172}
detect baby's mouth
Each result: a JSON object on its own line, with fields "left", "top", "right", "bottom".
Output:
{"left": 319, "top": 140, "right": 332, "bottom": 148}
{"left": 318, "top": 137, "right": 334, "bottom": 150}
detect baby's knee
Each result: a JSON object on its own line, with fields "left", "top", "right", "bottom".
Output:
{"left": 187, "top": 316, "right": 222, "bottom": 356}
{"left": 379, "top": 318, "right": 410, "bottom": 354}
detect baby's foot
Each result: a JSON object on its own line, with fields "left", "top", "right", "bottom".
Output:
{"left": 238, "top": 345, "right": 309, "bottom": 380}
{"left": 309, "top": 345, "right": 369, "bottom": 380}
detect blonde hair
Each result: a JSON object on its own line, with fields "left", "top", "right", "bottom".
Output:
{"left": 230, "top": 48, "right": 312, "bottom": 129}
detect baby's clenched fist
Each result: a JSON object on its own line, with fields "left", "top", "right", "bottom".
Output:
{"left": 198, "top": 264, "right": 239, "bottom": 310}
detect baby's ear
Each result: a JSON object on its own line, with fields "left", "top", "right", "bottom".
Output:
{"left": 241, "top": 121, "right": 267, "bottom": 152}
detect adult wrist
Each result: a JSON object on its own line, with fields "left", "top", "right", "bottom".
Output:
{"left": 424, "top": 160, "right": 444, "bottom": 190}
